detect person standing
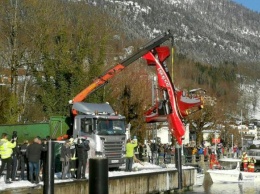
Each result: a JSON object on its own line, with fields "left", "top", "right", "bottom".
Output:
{"left": 11, "top": 143, "right": 21, "bottom": 181}
{"left": 209, "top": 153, "right": 220, "bottom": 169}
{"left": 192, "top": 146, "right": 198, "bottom": 155}
{"left": 19, "top": 140, "right": 29, "bottom": 180}
{"left": 233, "top": 145, "right": 238, "bottom": 158}
{"left": 203, "top": 146, "right": 209, "bottom": 161}
{"left": 248, "top": 157, "right": 256, "bottom": 172}
{"left": 125, "top": 138, "right": 138, "bottom": 172}
{"left": 26, "top": 137, "right": 47, "bottom": 184}
{"left": 60, "top": 140, "right": 71, "bottom": 179}
{"left": 150, "top": 140, "right": 158, "bottom": 164}
{"left": 76, "top": 137, "right": 90, "bottom": 179}
{"left": 69, "top": 138, "right": 77, "bottom": 179}
{"left": 198, "top": 146, "right": 204, "bottom": 155}
{"left": 0, "top": 133, "right": 17, "bottom": 184}
{"left": 146, "top": 141, "right": 152, "bottom": 163}
{"left": 138, "top": 142, "right": 144, "bottom": 161}
{"left": 241, "top": 152, "right": 248, "bottom": 172}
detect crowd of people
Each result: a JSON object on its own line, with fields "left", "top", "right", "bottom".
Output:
{"left": 183, "top": 142, "right": 244, "bottom": 162}
{"left": 0, "top": 133, "right": 48, "bottom": 184}
{"left": 1, "top": 131, "right": 257, "bottom": 185}
{"left": 241, "top": 151, "right": 256, "bottom": 172}
{"left": 0, "top": 132, "right": 90, "bottom": 184}
{"left": 124, "top": 138, "right": 175, "bottom": 171}
{"left": 59, "top": 137, "right": 90, "bottom": 179}
{"left": 182, "top": 143, "right": 258, "bottom": 172}
{"left": 133, "top": 140, "right": 174, "bottom": 165}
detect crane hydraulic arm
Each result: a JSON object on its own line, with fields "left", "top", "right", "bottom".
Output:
{"left": 71, "top": 31, "right": 173, "bottom": 107}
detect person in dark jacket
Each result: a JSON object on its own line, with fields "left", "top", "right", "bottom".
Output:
{"left": 19, "top": 140, "right": 29, "bottom": 180}
{"left": 11, "top": 144, "right": 20, "bottom": 181}
{"left": 69, "top": 138, "right": 77, "bottom": 179}
{"left": 138, "top": 142, "right": 144, "bottom": 161}
{"left": 26, "top": 137, "right": 47, "bottom": 184}
{"left": 150, "top": 140, "right": 158, "bottom": 164}
{"left": 76, "top": 137, "right": 90, "bottom": 179}
{"left": 60, "top": 140, "right": 71, "bottom": 179}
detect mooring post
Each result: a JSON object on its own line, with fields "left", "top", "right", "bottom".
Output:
{"left": 89, "top": 158, "right": 108, "bottom": 194}
{"left": 43, "top": 140, "right": 54, "bottom": 194}
{"left": 175, "top": 143, "right": 183, "bottom": 191}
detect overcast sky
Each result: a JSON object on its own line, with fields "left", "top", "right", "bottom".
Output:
{"left": 232, "top": 0, "right": 260, "bottom": 12}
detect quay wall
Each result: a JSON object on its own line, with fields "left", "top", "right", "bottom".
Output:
{"left": 1, "top": 168, "right": 196, "bottom": 194}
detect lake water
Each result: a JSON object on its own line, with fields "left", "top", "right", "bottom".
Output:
{"left": 186, "top": 173, "right": 260, "bottom": 194}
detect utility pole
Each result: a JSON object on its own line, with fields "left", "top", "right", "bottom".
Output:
{"left": 231, "top": 134, "right": 233, "bottom": 157}
{"left": 241, "top": 110, "right": 243, "bottom": 152}
{"left": 151, "top": 76, "right": 157, "bottom": 141}
{"left": 214, "top": 131, "right": 217, "bottom": 154}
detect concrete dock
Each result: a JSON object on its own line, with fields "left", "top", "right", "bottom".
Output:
{"left": 0, "top": 167, "right": 197, "bottom": 194}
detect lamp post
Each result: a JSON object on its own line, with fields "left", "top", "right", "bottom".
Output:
{"left": 231, "top": 134, "right": 233, "bottom": 157}
{"left": 151, "top": 76, "right": 157, "bottom": 141}
{"left": 240, "top": 110, "right": 243, "bottom": 153}
{"left": 214, "top": 131, "right": 217, "bottom": 154}
{"left": 241, "top": 137, "right": 243, "bottom": 152}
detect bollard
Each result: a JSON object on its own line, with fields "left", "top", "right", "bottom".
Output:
{"left": 175, "top": 147, "right": 182, "bottom": 190}
{"left": 43, "top": 140, "right": 54, "bottom": 194}
{"left": 89, "top": 158, "right": 108, "bottom": 194}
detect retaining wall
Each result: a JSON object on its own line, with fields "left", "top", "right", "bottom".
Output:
{"left": 1, "top": 168, "right": 196, "bottom": 194}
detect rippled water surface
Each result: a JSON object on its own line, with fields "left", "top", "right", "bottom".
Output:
{"left": 186, "top": 173, "right": 260, "bottom": 194}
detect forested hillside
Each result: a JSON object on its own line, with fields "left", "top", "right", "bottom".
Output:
{"left": 0, "top": 0, "right": 259, "bottom": 144}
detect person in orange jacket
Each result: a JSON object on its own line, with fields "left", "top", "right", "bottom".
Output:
{"left": 241, "top": 152, "right": 248, "bottom": 172}
{"left": 248, "top": 157, "right": 256, "bottom": 172}
{"left": 209, "top": 151, "right": 222, "bottom": 169}
{"left": 192, "top": 147, "right": 198, "bottom": 155}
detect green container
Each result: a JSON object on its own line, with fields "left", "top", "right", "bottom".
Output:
{"left": 49, "top": 116, "right": 71, "bottom": 139}
{"left": 0, "top": 123, "right": 50, "bottom": 144}
{"left": 0, "top": 116, "right": 71, "bottom": 144}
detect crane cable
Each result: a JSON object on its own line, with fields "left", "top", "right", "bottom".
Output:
{"left": 171, "top": 37, "right": 174, "bottom": 81}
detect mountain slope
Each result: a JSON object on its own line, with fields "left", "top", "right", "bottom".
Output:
{"left": 94, "top": 0, "right": 260, "bottom": 64}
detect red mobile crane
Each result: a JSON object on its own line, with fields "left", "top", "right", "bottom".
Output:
{"left": 70, "top": 30, "right": 204, "bottom": 145}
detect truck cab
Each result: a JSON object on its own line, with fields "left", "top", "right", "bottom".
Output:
{"left": 72, "top": 102, "right": 126, "bottom": 168}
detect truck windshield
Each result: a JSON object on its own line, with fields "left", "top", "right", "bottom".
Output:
{"left": 97, "top": 119, "right": 125, "bottom": 135}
